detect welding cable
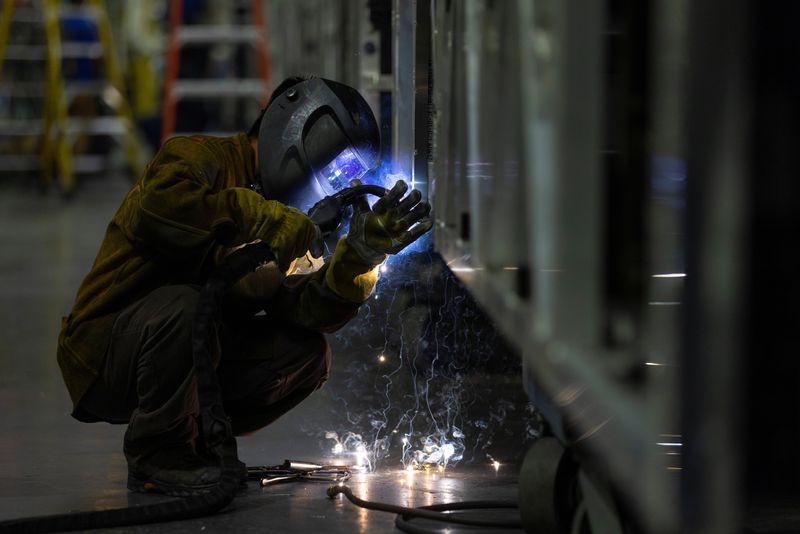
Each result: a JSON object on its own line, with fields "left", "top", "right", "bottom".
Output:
{"left": 328, "top": 484, "right": 521, "bottom": 531}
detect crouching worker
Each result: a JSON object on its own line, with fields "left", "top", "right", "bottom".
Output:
{"left": 57, "top": 77, "right": 432, "bottom": 496}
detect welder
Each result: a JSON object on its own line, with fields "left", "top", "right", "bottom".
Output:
{"left": 56, "top": 76, "right": 432, "bottom": 496}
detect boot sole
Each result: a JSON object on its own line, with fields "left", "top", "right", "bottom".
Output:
{"left": 127, "top": 473, "right": 219, "bottom": 497}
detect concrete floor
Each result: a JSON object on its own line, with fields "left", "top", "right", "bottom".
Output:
{"left": 0, "top": 175, "right": 523, "bottom": 533}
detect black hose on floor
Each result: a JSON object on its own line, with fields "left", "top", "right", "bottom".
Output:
{"left": 328, "top": 484, "right": 522, "bottom": 532}
{"left": 0, "top": 243, "right": 276, "bottom": 534}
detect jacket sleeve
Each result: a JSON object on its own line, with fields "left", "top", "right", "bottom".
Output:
{"left": 126, "top": 137, "right": 290, "bottom": 258}
{"left": 267, "top": 238, "right": 379, "bottom": 333}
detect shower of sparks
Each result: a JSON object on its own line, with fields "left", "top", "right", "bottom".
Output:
{"left": 325, "top": 431, "right": 372, "bottom": 471}
{"left": 310, "top": 167, "right": 541, "bottom": 472}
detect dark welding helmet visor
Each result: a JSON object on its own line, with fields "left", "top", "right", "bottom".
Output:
{"left": 257, "top": 78, "right": 380, "bottom": 213}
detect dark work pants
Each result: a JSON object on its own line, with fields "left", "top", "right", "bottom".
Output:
{"left": 76, "top": 285, "right": 330, "bottom": 467}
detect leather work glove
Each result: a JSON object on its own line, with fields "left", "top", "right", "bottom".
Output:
{"left": 346, "top": 180, "right": 433, "bottom": 266}
{"left": 261, "top": 202, "right": 323, "bottom": 271}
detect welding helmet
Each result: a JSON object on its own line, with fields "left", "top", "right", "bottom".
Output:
{"left": 256, "top": 77, "right": 380, "bottom": 212}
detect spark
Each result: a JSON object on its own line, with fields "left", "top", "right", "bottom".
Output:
{"left": 652, "top": 273, "right": 686, "bottom": 278}
{"left": 314, "top": 178, "right": 542, "bottom": 473}
{"left": 355, "top": 445, "right": 369, "bottom": 470}
{"left": 324, "top": 432, "right": 373, "bottom": 472}
{"left": 493, "top": 460, "right": 501, "bottom": 471}
{"left": 442, "top": 443, "right": 455, "bottom": 460}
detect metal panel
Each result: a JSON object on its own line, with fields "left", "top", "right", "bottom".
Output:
{"left": 391, "top": 0, "right": 414, "bottom": 178}
{"left": 429, "top": 0, "right": 686, "bottom": 530}
{"left": 430, "top": 0, "right": 532, "bottom": 350}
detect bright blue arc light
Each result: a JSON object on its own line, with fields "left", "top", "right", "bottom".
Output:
{"left": 317, "top": 147, "right": 369, "bottom": 192}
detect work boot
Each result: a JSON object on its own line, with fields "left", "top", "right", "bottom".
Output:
{"left": 127, "top": 446, "right": 222, "bottom": 497}
{"left": 196, "top": 436, "right": 248, "bottom": 486}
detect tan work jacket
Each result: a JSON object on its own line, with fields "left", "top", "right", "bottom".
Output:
{"left": 58, "top": 133, "right": 378, "bottom": 409}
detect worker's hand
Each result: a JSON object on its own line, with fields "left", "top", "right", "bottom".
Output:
{"left": 262, "top": 201, "right": 323, "bottom": 271}
{"left": 346, "top": 180, "right": 433, "bottom": 266}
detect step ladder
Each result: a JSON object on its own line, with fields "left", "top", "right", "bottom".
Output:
{"left": 0, "top": 0, "right": 145, "bottom": 194}
{"left": 161, "top": 0, "right": 271, "bottom": 142}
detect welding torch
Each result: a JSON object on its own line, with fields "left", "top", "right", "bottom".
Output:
{"left": 248, "top": 460, "right": 352, "bottom": 487}
{"left": 307, "top": 183, "right": 387, "bottom": 236}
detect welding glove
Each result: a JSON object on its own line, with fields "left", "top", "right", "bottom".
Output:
{"left": 346, "top": 179, "right": 433, "bottom": 266}
{"left": 258, "top": 201, "right": 323, "bottom": 272}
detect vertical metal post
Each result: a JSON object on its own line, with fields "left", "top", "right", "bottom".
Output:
{"left": 413, "top": 0, "right": 431, "bottom": 198}
{"left": 463, "top": 0, "right": 482, "bottom": 264}
{"left": 392, "top": 0, "right": 415, "bottom": 179}
{"left": 682, "top": 0, "right": 752, "bottom": 530}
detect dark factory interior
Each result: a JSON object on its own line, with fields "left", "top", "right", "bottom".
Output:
{"left": 0, "top": 1, "right": 799, "bottom": 533}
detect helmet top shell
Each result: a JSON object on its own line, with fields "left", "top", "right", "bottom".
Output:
{"left": 257, "top": 78, "right": 380, "bottom": 211}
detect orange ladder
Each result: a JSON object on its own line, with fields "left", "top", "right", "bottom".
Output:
{"left": 161, "top": 0, "right": 271, "bottom": 142}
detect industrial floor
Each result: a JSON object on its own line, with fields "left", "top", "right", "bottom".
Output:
{"left": 0, "top": 174, "right": 524, "bottom": 533}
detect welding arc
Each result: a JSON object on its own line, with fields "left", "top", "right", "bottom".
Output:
{"left": 328, "top": 485, "right": 521, "bottom": 530}
{"left": 0, "top": 243, "right": 276, "bottom": 533}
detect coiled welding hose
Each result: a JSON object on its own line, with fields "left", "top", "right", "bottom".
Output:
{"left": 0, "top": 242, "right": 277, "bottom": 533}
{"left": 328, "top": 484, "right": 522, "bottom": 533}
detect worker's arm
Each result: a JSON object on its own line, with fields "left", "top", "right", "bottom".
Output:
{"left": 125, "top": 137, "right": 317, "bottom": 269}
{"left": 266, "top": 180, "right": 433, "bottom": 332}
{"left": 261, "top": 237, "right": 379, "bottom": 333}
